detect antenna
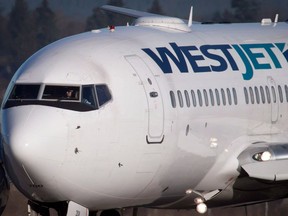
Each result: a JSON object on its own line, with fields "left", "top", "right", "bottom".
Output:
{"left": 188, "top": 6, "right": 193, "bottom": 27}
{"left": 274, "top": 14, "right": 279, "bottom": 23}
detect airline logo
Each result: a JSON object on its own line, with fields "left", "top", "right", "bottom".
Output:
{"left": 142, "top": 43, "right": 288, "bottom": 80}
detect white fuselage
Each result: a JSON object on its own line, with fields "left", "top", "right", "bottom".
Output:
{"left": 1, "top": 22, "right": 288, "bottom": 210}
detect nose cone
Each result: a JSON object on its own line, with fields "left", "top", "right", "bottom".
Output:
{"left": 1, "top": 106, "right": 68, "bottom": 201}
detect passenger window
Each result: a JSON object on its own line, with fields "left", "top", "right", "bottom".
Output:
{"left": 244, "top": 87, "right": 249, "bottom": 104}
{"left": 42, "top": 85, "right": 79, "bottom": 101}
{"left": 265, "top": 86, "right": 271, "bottom": 104}
{"left": 95, "top": 85, "right": 112, "bottom": 107}
{"left": 184, "top": 90, "right": 190, "bottom": 107}
{"left": 215, "top": 89, "right": 220, "bottom": 106}
{"left": 82, "top": 86, "right": 97, "bottom": 108}
{"left": 170, "top": 91, "right": 176, "bottom": 108}
{"left": 221, "top": 88, "right": 226, "bottom": 106}
{"left": 177, "top": 90, "right": 184, "bottom": 108}
{"left": 232, "top": 88, "right": 237, "bottom": 105}
{"left": 9, "top": 84, "right": 40, "bottom": 100}
{"left": 197, "top": 90, "right": 203, "bottom": 107}
{"left": 271, "top": 86, "right": 276, "bottom": 103}
{"left": 285, "top": 85, "right": 288, "bottom": 102}
{"left": 249, "top": 87, "right": 254, "bottom": 104}
{"left": 278, "top": 85, "right": 283, "bottom": 103}
{"left": 209, "top": 89, "right": 215, "bottom": 106}
{"left": 226, "top": 88, "right": 232, "bottom": 105}
{"left": 203, "top": 89, "right": 209, "bottom": 106}
{"left": 254, "top": 87, "right": 260, "bottom": 104}
{"left": 191, "top": 90, "right": 197, "bottom": 107}
{"left": 260, "top": 86, "right": 265, "bottom": 104}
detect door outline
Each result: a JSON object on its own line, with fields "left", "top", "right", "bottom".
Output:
{"left": 267, "top": 76, "right": 279, "bottom": 123}
{"left": 125, "top": 55, "right": 164, "bottom": 143}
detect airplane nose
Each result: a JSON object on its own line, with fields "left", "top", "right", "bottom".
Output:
{"left": 1, "top": 106, "right": 68, "bottom": 200}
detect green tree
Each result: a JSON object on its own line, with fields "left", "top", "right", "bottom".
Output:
{"left": 148, "top": 0, "right": 164, "bottom": 15}
{"left": 34, "top": 0, "right": 58, "bottom": 49}
{"left": 85, "top": 7, "right": 108, "bottom": 31}
{"left": 0, "top": 4, "right": 7, "bottom": 55}
{"left": 8, "top": 0, "right": 37, "bottom": 70}
{"left": 232, "top": 0, "right": 259, "bottom": 22}
{"left": 86, "top": 0, "right": 131, "bottom": 31}
{"left": 213, "top": 10, "right": 235, "bottom": 23}
{"left": 106, "top": 0, "right": 129, "bottom": 26}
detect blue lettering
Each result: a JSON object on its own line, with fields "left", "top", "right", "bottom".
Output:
{"left": 263, "top": 44, "right": 281, "bottom": 68}
{"left": 180, "top": 46, "right": 211, "bottom": 73}
{"left": 142, "top": 43, "right": 188, "bottom": 73}
{"left": 200, "top": 45, "right": 237, "bottom": 72}
{"left": 284, "top": 50, "right": 288, "bottom": 62}
{"left": 241, "top": 44, "right": 271, "bottom": 70}
{"left": 142, "top": 42, "right": 284, "bottom": 81}
{"left": 232, "top": 45, "right": 254, "bottom": 80}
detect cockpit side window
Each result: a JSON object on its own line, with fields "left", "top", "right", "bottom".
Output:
{"left": 9, "top": 84, "right": 40, "bottom": 100}
{"left": 42, "top": 86, "right": 80, "bottom": 101}
{"left": 82, "top": 85, "right": 98, "bottom": 109}
{"left": 95, "top": 85, "right": 112, "bottom": 107}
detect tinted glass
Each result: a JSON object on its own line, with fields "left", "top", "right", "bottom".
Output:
{"left": 82, "top": 86, "right": 97, "bottom": 108}
{"left": 96, "top": 85, "right": 112, "bottom": 107}
{"left": 170, "top": 91, "right": 176, "bottom": 108}
{"left": 43, "top": 86, "right": 80, "bottom": 100}
{"left": 9, "top": 84, "right": 40, "bottom": 100}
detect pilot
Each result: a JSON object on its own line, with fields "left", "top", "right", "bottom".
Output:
{"left": 65, "top": 89, "right": 79, "bottom": 100}
{"left": 66, "top": 89, "right": 73, "bottom": 99}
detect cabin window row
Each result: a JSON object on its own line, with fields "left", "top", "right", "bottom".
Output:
{"left": 169, "top": 88, "right": 238, "bottom": 108}
{"left": 244, "top": 85, "right": 288, "bottom": 105}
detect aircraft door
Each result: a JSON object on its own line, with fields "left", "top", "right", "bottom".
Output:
{"left": 267, "top": 76, "right": 279, "bottom": 123}
{"left": 125, "top": 55, "right": 164, "bottom": 144}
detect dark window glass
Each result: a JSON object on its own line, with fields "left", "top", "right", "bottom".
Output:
{"left": 285, "top": 85, "right": 288, "bottom": 102}
{"left": 271, "top": 86, "right": 276, "bottom": 103}
{"left": 215, "top": 89, "right": 220, "bottom": 106}
{"left": 42, "top": 85, "right": 80, "bottom": 101}
{"left": 82, "top": 85, "right": 97, "bottom": 108}
{"left": 170, "top": 91, "right": 176, "bottom": 108}
{"left": 244, "top": 87, "right": 249, "bottom": 104}
{"left": 221, "top": 88, "right": 226, "bottom": 106}
{"left": 9, "top": 84, "right": 40, "bottom": 100}
{"left": 191, "top": 90, "right": 197, "bottom": 107}
{"left": 197, "top": 90, "right": 203, "bottom": 107}
{"left": 265, "top": 86, "right": 271, "bottom": 104}
{"left": 232, "top": 88, "right": 237, "bottom": 105}
{"left": 95, "top": 85, "right": 112, "bottom": 107}
{"left": 278, "top": 85, "right": 283, "bottom": 103}
{"left": 227, "top": 88, "right": 232, "bottom": 105}
{"left": 249, "top": 87, "right": 254, "bottom": 104}
{"left": 177, "top": 90, "right": 184, "bottom": 108}
{"left": 260, "top": 86, "right": 265, "bottom": 104}
{"left": 254, "top": 87, "right": 260, "bottom": 104}
{"left": 184, "top": 90, "right": 190, "bottom": 107}
{"left": 203, "top": 89, "right": 209, "bottom": 106}
{"left": 209, "top": 89, "right": 215, "bottom": 106}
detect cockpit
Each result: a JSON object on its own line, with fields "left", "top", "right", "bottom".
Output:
{"left": 3, "top": 84, "right": 112, "bottom": 112}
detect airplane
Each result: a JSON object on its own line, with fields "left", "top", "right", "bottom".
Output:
{"left": 1, "top": 4, "right": 288, "bottom": 216}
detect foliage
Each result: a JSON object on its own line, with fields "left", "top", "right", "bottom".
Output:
{"left": 86, "top": 0, "right": 132, "bottom": 31}
{"left": 34, "top": 0, "right": 58, "bottom": 49}
{"left": 148, "top": 0, "right": 164, "bottom": 15}
{"left": 231, "top": 0, "right": 259, "bottom": 22}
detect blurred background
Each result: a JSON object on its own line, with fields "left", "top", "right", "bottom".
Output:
{"left": 1, "top": 0, "right": 288, "bottom": 215}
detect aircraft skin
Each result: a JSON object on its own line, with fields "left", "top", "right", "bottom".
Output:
{"left": 1, "top": 11, "right": 288, "bottom": 214}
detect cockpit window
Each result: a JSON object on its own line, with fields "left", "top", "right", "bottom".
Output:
{"left": 96, "top": 85, "right": 112, "bottom": 106}
{"left": 4, "top": 83, "right": 112, "bottom": 112}
{"left": 82, "top": 85, "right": 97, "bottom": 109}
{"left": 9, "top": 84, "right": 40, "bottom": 99}
{"left": 42, "top": 86, "right": 80, "bottom": 101}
